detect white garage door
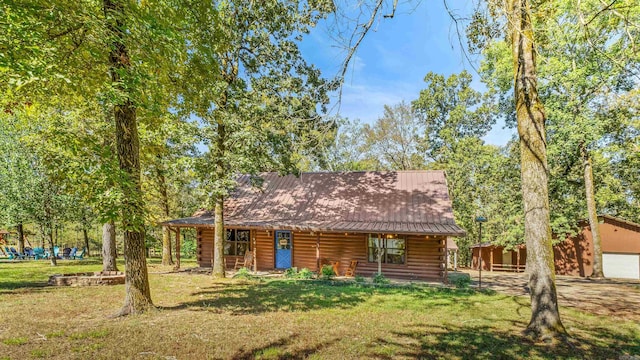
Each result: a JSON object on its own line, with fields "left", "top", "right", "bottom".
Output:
{"left": 602, "top": 253, "right": 640, "bottom": 279}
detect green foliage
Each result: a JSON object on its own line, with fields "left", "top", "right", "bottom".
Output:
{"left": 311, "top": 117, "right": 376, "bottom": 171}
{"left": 320, "top": 265, "right": 335, "bottom": 280}
{"left": 413, "top": 70, "right": 496, "bottom": 163}
{"left": 284, "top": 267, "right": 299, "bottom": 278}
{"left": 354, "top": 275, "right": 366, "bottom": 283}
{"left": 180, "top": 0, "right": 335, "bottom": 207}
{"left": 284, "top": 267, "right": 315, "bottom": 279}
{"left": 233, "top": 267, "right": 254, "bottom": 280}
{"left": 297, "top": 268, "right": 315, "bottom": 280}
{"left": 180, "top": 232, "right": 197, "bottom": 258}
{"left": 372, "top": 272, "right": 390, "bottom": 284}
{"left": 0, "top": 114, "right": 78, "bottom": 247}
{"left": 449, "top": 273, "right": 471, "bottom": 289}
{"left": 478, "top": 0, "right": 640, "bottom": 233}
{"left": 360, "top": 102, "right": 425, "bottom": 170}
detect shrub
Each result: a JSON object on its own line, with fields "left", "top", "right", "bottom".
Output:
{"left": 354, "top": 275, "right": 366, "bottom": 283}
{"left": 233, "top": 267, "right": 253, "bottom": 280}
{"left": 450, "top": 273, "right": 471, "bottom": 289}
{"left": 372, "top": 272, "right": 390, "bottom": 284}
{"left": 320, "top": 265, "right": 335, "bottom": 280}
{"left": 284, "top": 267, "right": 299, "bottom": 278}
{"left": 297, "top": 268, "right": 315, "bottom": 279}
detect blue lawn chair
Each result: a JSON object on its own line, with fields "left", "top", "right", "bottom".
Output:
{"left": 24, "top": 248, "right": 35, "bottom": 259}
{"left": 73, "top": 248, "right": 86, "bottom": 260}
{"left": 5, "top": 246, "right": 15, "bottom": 259}
{"left": 68, "top": 247, "right": 77, "bottom": 259}
{"left": 61, "top": 247, "right": 72, "bottom": 259}
{"left": 9, "top": 247, "right": 25, "bottom": 260}
{"left": 33, "top": 247, "right": 46, "bottom": 260}
{"left": 53, "top": 246, "right": 60, "bottom": 259}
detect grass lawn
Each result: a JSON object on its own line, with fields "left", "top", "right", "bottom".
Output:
{"left": 0, "top": 260, "right": 638, "bottom": 359}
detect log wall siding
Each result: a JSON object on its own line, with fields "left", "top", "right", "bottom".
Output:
{"left": 196, "top": 229, "right": 213, "bottom": 267}
{"left": 196, "top": 228, "right": 446, "bottom": 280}
{"left": 255, "top": 230, "right": 274, "bottom": 271}
{"left": 196, "top": 228, "right": 244, "bottom": 269}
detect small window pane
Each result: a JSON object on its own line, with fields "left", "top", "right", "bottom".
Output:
{"left": 237, "top": 230, "right": 250, "bottom": 242}
{"left": 237, "top": 242, "right": 248, "bottom": 256}
{"left": 224, "top": 241, "right": 233, "bottom": 255}
{"left": 368, "top": 247, "right": 377, "bottom": 262}
{"left": 367, "top": 234, "right": 406, "bottom": 264}
{"left": 386, "top": 248, "right": 405, "bottom": 264}
{"left": 226, "top": 229, "right": 234, "bottom": 241}
{"left": 368, "top": 236, "right": 378, "bottom": 248}
{"left": 276, "top": 232, "right": 291, "bottom": 250}
{"left": 387, "top": 239, "right": 405, "bottom": 250}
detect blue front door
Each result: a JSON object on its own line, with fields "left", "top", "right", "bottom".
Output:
{"left": 275, "top": 231, "right": 292, "bottom": 269}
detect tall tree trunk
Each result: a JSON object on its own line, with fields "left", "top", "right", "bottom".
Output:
{"left": 212, "top": 195, "right": 225, "bottom": 278}
{"left": 582, "top": 145, "right": 604, "bottom": 278}
{"left": 48, "top": 226, "right": 57, "bottom": 266}
{"left": 102, "top": 222, "right": 118, "bottom": 272}
{"left": 16, "top": 223, "right": 25, "bottom": 254}
{"left": 508, "top": 0, "right": 566, "bottom": 340}
{"left": 211, "top": 117, "right": 226, "bottom": 278}
{"left": 104, "top": 0, "right": 153, "bottom": 315}
{"left": 82, "top": 227, "right": 90, "bottom": 257}
{"left": 158, "top": 168, "right": 173, "bottom": 266}
{"left": 161, "top": 226, "right": 173, "bottom": 265}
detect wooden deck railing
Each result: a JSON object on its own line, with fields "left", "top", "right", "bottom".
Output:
{"left": 491, "top": 263, "right": 526, "bottom": 273}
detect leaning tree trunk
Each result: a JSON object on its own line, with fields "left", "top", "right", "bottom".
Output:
{"left": 582, "top": 145, "right": 604, "bottom": 278}
{"left": 104, "top": 0, "right": 152, "bottom": 316}
{"left": 16, "top": 223, "right": 25, "bottom": 254}
{"left": 102, "top": 222, "right": 118, "bottom": 272}
{"left": 508, "top": 0, "right": 566, "bottom": 340}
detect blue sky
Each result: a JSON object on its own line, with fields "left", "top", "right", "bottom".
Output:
{"left": 300, "top": 1, "right": 514, "bottom": 146}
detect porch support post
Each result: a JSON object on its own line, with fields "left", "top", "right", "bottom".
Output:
{"left": 454, "top": 250, "right": 458, "bottom": 271}
{"left": 315, "top": 233, "right": 320, "bottom": 272}
{"left": 252, "top": 229, "right": 257, "bottom": 272}
{"left": 174, "top": 227, "right": 181, "bottom": 270}
{"left": 489, "top": 248, "right": 494, "bottom": 272}
{"left": 516, "top": 247, "right": 521, "bottom": 272}
{"left": 443, "top": 237, "right": 448, "bottom": 284}
{"left": 377, "top": 233, "right": 383, "bottom": 275}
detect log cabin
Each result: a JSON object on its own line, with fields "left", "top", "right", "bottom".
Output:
{"left": 163, "top": 171, "right": 466, "bottom": 281}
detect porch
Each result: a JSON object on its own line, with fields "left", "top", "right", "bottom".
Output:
{"left": 168, "top": 225, "right": 449, "bottom": 281}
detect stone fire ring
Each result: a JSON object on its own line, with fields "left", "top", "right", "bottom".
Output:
{"left": 48, "top": 271, "right": 125, "bottom": 286}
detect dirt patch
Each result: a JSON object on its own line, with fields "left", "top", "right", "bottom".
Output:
{"left": 463, "top": 270, "right": 640, "bottom": 321}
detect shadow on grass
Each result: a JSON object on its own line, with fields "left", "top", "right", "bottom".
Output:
{"left": 230, "top": 334, "right": 340, "bottom": 360}
{"left": 0, "top": 281, "right": 49, "bottom": 292}
{"left": 159, "top": 280, "right": 486, "bottom": 315}
{"left": 369, "top": 322, "right": 639, "bottom": 359}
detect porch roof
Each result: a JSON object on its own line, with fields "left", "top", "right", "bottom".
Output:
{"left": 163, "top": 171, "right": 466, "bottom": 236}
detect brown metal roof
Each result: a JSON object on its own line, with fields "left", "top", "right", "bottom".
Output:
{"left": 164, "top": 171, "right": 466, "bottom": 236}
{"left": 446, "top": 237, "right": 459, "bottom": 250}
